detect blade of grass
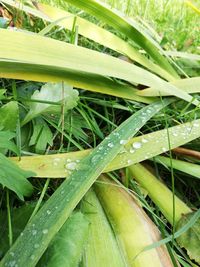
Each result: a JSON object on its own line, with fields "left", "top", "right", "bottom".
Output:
{"left": 0, "top": 29, "right": 198, "bottom": 105}
{"left": 11, "top": 118, "right": 200, "bottom": 177}
{"left": 137, "top": 77, "right": 200, "bottom": 96}
{"left": 64, "top": 0, "right": 178, "bottom": 77}
{"left": 128, "top": 163, "right": 191, "bottom": 226}
{"left": 1, "top": 0, "right": 175, "bottom": 81}
{"left": 152, "top": 156, "right": 200, "bottom": 180}
{"left": 0, "top": 99, "right": 166, "bottom": 267}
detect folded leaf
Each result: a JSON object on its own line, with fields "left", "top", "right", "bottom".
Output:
{"left": 95, "top": 175, "right": 174, "bottom": 267}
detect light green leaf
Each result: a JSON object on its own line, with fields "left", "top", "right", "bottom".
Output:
{"left": 0, "top": 99, "right": 169, "bottom": 267}
{"left": 64, "top": 0, "right": 178, "bottom": 77}
{"left": 1, "top": 0, "right": 175, "bottom": 81}
{"left": 0, "top": 153, "right": 34, "bottom": 200}
{"left": 95, "top": 175, "right": 174, "bottom": 267}
{"left": 0, "top": 29, "right": 197, "bottom": 105}
{"left": 11, "top": 118, "right": 200, "bottom": 178}
{"left": 0, "top": 101, "right": 19, "bottom": 131}
{"left": 23, "top": 82, "right": 79, "bottom": 125}
{"left": 81, "top": 189, "right": 127, "bottom": 267}
{"left": 37, "top": 212, "right": 89, "bottom": 267}
{"left": 176, "top": 212, "right": 200, "bottom": 264}
{"left": 137, "top": 77, "right": 200, "bottom": 96}
{"left": 153, "top": 156, "right": 200, "bottom": 180}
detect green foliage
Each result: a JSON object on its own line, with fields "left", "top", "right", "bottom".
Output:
{"left": 176, "top": 212, "right": 200, "bottom": 264}
{"left": 23, "top": 82, "right": 79, "bottom": 125}
{"left": 0, "top": 131, "right": 18, "bottom": 155}
{"left": 81, "top": 189, "right": 127, "bottom": 267}
{"left": 0, "top": 101, "right": 18, "bottom": 131}
{"left": 0, "top": 203, "right": 35, "bottom": 258}
{"left": 0, "top": 154, "right": 34, "bottom": 200}
{"left": 29, "top": 118, "right": 53, "bottom": 153}
{"left": 37, "top": 212, "right": 89, "bottom": 267}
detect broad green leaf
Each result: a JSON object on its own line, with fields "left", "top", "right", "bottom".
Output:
{"left": 0, "top": 100, "right": 168, "bottom": 267}
{"left": 153, "top": 156, "right": 200, "bottom": 180}
{"left": 11, "top": 118, "right": 200, "bottom": 178}
{"left": 81, "top": 189, "right": 127, "bottom": 267}
{"left": 64, "top": 0, "right": 178, "bottom": 77}
{"left": 176, "top": 212, "right": 200, "bottom": 264}
{"left": 23, "top": 82, "right": 79, "bottom": 125}
{"left": 1, "top": 0, "right": 176, "bottom": 81}
{"left": 0, "top": 29, "right": 197, "bottom": 105}
{"left": 0, "top": 131, "right": 19, "bottom": 155}
{"left": 0, "top": 203, "right": 36, "bottom": 258}
{"left": 37, "top": 212, "right": 89, "bottom": 267}
{"left": 35, "top": 2, "right": 174, "bottom": 81}
{"left": 95, "top": 175, "right": 174, "bottom": 267}
{"left": 137, "top": 77, "right": 200, "bottom": 96}
{"left": 0, "top": 101, "right": 18, "bottom": 131}
{"left": 29, "top": 118, "right": 53, "bottom": 153}
{"left": 0, "top": 153, "right": 34, "bottom": 200}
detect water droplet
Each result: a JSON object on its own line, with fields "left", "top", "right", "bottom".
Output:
{"left": 162, "top": 147, "right": 166, "bottom": 152}
{"left": 42, "top": 229, "right": 48, "bottom": 234}
{"left": 34, "top": 244, "right": 39, "bottom": 248}
{"left": 141, "top": 138, "right": 148, "bottom": 143}
{"left": 91, "top": 154, "right": 101, "bottom": 163}
{"left": 120, "top": 139, "right": 127, "bottom": 145}
{"left": 47, "top": 210, "right": 51, "bottom": 215}
{"left": 66, "top": 159, "right": 72, "bottom": 163}
{"left": 132, "top": 142, "right": 142, "bottom": 149}
{"left": 127, "top": 159, "right": 132, "bottom": 164}
{"left": 76, "top": 159, "right": 80, "bottom": 163}
{"left": 61, "top": 190, "right": 65, "bottom": 195}
{"left": 30, "top": 255, "right": 35, "bottom": 260}
{"left": 8, "top": 260, "right": 16, "bottom": 267}
{"left": 130, "top": 148, "right": 135, "bottom": 153}
{"left": 65, "top": 162, "right": 77, "bottom": 170}
{"left": 9, "top": 252, "right": 15, "bottom": 257}
{"left": 108, "top": 142, "right": 114, "bottom": 148}
{"left": 32, "top": 230, "right": 37, "bottom": 236}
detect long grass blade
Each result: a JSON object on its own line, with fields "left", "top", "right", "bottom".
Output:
{"left": 1, "top": 0, "right": 175, "bottom": 81}
{"left": 11, "top": 118, "right": 200, "bottom": 178}
{"left": 0, "top": 29, "right": 198, "bottom": 105}
{"left": 64, "top": 0, "right": 178, "bottom": 77}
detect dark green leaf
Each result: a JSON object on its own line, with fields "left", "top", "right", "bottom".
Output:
{"left": 0, "top": 101, "right": 19, "bottom": 131}
{"left": 29, "top": 118, "right": 53, "bottom": 153}
{"left": 0, "top": 131, "right": 18, "bottom": 155}
{"left": 0, "top": 154, "right": 34, "bottom": 200}
{"left": 37, "top": 212, "right": 89, "bottom": 267}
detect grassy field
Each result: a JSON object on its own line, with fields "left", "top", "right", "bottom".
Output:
{"left": 0, "top": 0, "right": 200, "bottom": 267}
